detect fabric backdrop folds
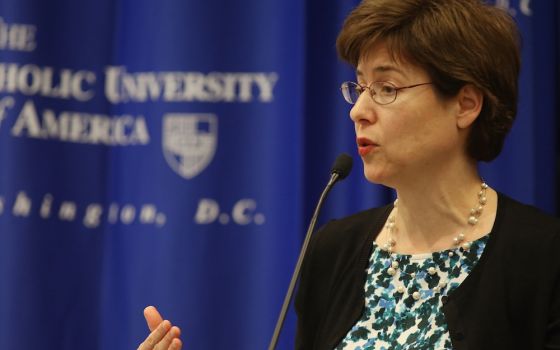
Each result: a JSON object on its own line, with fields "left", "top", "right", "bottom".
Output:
{"left": 0, "top": 1, "right": 557, "bottom": 349}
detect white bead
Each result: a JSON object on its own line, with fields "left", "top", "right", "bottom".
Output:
{"left": 482, "top": 183, "right": 488, "bottom": 189}
{"left": 410, "top": 272, "right": 416, "bottom": 278}
{"left": 387, "top": 222, "right": 395, "bottom": 229}
{"left": 462, "top": 242, "right": 472, "bottom": 249}
{"left": 433, "top": 287, "right": 440, "bottom": 293}
{"left": 448, "top": 252, "right": 454, "bottom": 257}
{"left": 388, "top": 267, "right": 396, "bottom": 276}
{"left": 478, "top": 190, "right": 484, "bottom": 197}
{"left": 458, "top": 233, "right": 465, "bottom": 239}
{"left": 391, "top": 261, "right": 399, "bottom": 269}
{"left": 479, "top": 196, "right": 487, "bottom": 205}
{"left": 428, "top": 267, "right": 436, "bottom": 275}
{"left": 413, "top": 291, "right": 421, "bottom": 300}
{"left": 468, "top": 216, "right": 478, "bottom": 225}
{"left": 397, "top": 286, "right": 405, "bottom": 293}
{"left": 438, "top": 281, "right": 447, "bottom": 288}
{"left": 476, "top": 205, "right": 483, "bottom": 213}
{"left": 470, "top": 208, "right": 476, "bottom": 215}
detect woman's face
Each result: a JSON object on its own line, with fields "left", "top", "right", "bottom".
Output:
{"left": 351, "top": 42, "right": 463, "bottom": 188}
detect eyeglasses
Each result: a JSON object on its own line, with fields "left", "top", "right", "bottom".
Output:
{"left": 340, "top": 81, "right": 433, "bottom": 105}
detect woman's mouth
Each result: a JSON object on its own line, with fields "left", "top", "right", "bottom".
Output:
{"left": 356, "top": 137, "right": 379, "bottom": 156}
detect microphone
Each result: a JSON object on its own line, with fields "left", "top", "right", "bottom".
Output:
{"left": 330, "top": 152, "right": 353, "bottom": 181}
{"left": 268, "top": 153, "right": 353, "bottom": 350}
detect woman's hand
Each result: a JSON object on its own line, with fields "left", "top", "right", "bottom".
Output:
{"left": 137, "top": 306, "right": 182, "bottom": 350}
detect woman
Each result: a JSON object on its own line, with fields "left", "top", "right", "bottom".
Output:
{"left": 138, "top": 0, "right": 560, "bottom": 349}
{"left": 295, "top": 0, "right": 560, "bottom": 349}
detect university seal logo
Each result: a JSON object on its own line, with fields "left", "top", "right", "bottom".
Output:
{"left": 162, "top": 113, "right": 218, "bottom": 179}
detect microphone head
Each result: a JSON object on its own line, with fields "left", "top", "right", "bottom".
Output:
{"left": 330, "top": 153, "right": 353, "bottom": 180}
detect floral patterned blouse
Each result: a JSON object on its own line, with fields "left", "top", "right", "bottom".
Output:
{"left": 335, "top": 235, "right": 490, "bottom": 350}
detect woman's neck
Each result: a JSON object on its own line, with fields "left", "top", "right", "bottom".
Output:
{"left": 382, "top": 162, "right": 497, "bottom": 254}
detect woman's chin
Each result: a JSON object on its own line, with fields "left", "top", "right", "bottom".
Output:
{"left": 363, "top": 169, "right": 386, "bottom": 185}
{"left": 363, "top": 165, "right": 399, "bottom": 188}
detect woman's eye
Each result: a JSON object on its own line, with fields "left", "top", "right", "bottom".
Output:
{"left": 380, "top": 84, "right": 396, "bottom": 95}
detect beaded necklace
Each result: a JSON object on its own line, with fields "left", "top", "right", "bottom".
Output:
{"left": 380, "top": 182, "right": 489, "bottom": 300}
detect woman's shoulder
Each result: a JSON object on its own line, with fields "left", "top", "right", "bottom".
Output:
{"left": 309, "top": 204, "right": 392, "bottom": 259}
{"left": 492, "top": 193, "right": 560, "bottom": 262}
{"left": 300, "top": 205, "right": 393, "bottom": 289}
{"left": 497, "top": 192, "right": 560, "bottom": 238}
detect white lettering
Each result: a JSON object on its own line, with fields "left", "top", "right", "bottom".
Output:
{"left": 0, "top": 17, "right": 37, "bottom": 52}
{"left": 161, "top": 72, "right": 181, "bottom": 101}
{"left": 104, "top": 66, "right": 278, "bottom": 103}
{"left": 84, "top": 204, "right": 103, "bottom": 228}
{"left": 155, "top": 213, "right": 166, "bottom": 227}
{"left": 18, "top": 64, "right": 42, "bottom": 95}
{"left": 104, "top": 66, "right": 122, "bottom": 103}
{"left": 11, "top": 100, "right": 42, "bottom": 137}
{"left": 40, "top": 193, "right": 53, "bottom": 218}
{"left": 237, "top": 75, "right": 253, "bottom": 102}
{"left": 71, "top": 70, "right": 96, "bottom": 101}
{"left": 139, "top": 204, "right": 157, "bottom": 224}
{"left": 0, "top": 191, "right": 168, "bottom": 228}
{"left": 11, "top": 100, "right": 150, "bottom": 145}
{"left": 220, "top": 74, "right": 237, "bottom": 102}
{"left": 520, "top": 0, "right": 531, "bottom": 16}
{"left": 0, "top": 96, "right": 14, "bottom": 130}
{"left": 120, "top": 205, "right": 136, "bottom": 224}
{"left": 0, "top": 63, "right": 95, "bottom": 101}
{"left": 194, "top": 198, "right": 220, "bottom": 224}
{"left": 12, "top": 191, "right": 32, "bottom": 217}
{"left": 254, "top": 73, "right": 278, "bottom": 102}
{"left": 59, "top": 201, "right": 77, "bottom": 221}
{"left": 494, "top": 0, "right": 530, "bottom": 16}
{"left": 0, "top": 63, "right": 18, "bottom": 92}
{"left": 108, "top": 203, "right": 119, "bottom": 224}
{"left": 232, "top": 199, "right": 257, "bottom": 225}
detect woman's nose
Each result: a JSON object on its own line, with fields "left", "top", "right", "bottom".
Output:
{"left": 349, "top": 92, "right": 377, "bottom": 125}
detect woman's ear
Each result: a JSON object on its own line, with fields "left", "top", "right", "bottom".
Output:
{"left": 456, "top": 84, "right": 483, "bottom": 129}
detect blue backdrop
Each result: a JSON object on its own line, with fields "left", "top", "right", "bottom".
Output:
{"left": 0, "top": 0, "right": 557, "bottom": 349}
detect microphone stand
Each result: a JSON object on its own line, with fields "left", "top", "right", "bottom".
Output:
{"left": 268, "top": 171, "right": 342, "bottom": 350}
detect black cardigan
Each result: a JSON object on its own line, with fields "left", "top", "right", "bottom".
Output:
{"left": 294, "top": 193, "right": 560, "bottom": 350}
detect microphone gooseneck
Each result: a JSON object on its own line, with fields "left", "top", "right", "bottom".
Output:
{"left": 268, "top": 153, "right": 353, "bottom": 350}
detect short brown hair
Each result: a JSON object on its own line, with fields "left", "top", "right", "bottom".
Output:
{"left": 337, "top": 0, "right": 521, "bottom": 161}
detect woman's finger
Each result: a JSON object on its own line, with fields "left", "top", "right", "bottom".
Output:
{"left": 138, "top": 320, "right": 171, "bottom": 350}
{"left": 144, "top": 306, "right": 164, "bottom": 332}
{"left": 169, "top": 338, "right": 183, "bottom": 350}
{"left": 156, "top": 326, "right": 181, "bottom": 350}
